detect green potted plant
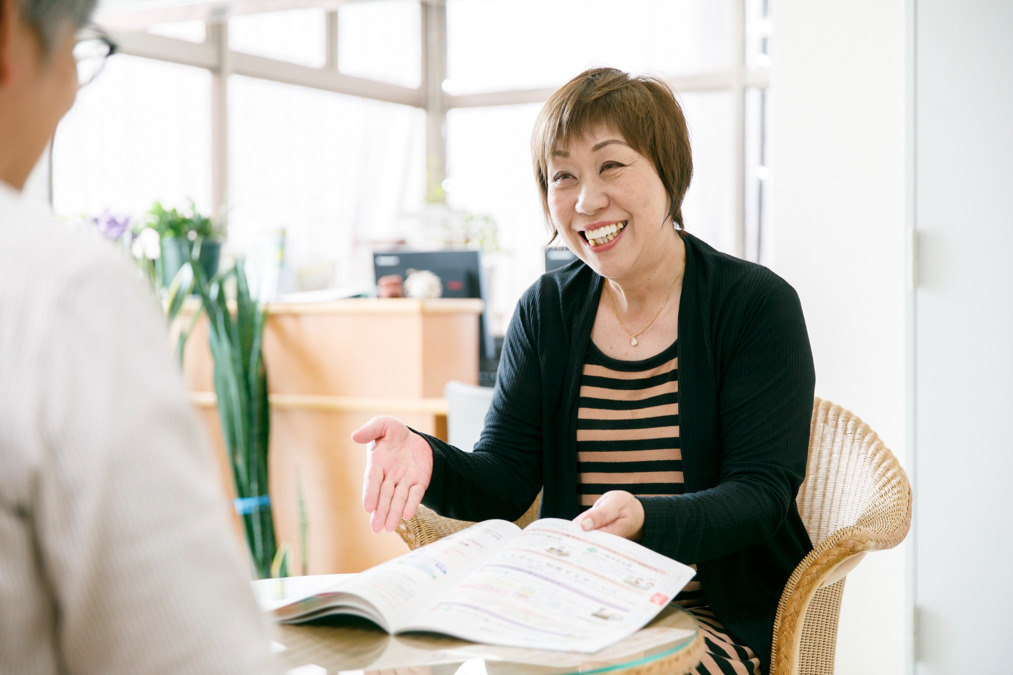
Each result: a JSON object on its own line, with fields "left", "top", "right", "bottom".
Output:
{"left": 181, "top": 257, "right": 280, "bottom": 579}
{"left": 143, "top": 200, "right": 223, "bottom": 291}
{"left": 166, "top": 254, "right": 313, "bottom": 579}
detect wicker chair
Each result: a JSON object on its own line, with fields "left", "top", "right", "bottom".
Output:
{"left": 770, "top": 397, "right": 911, "bottom": 674}
{"left": 396, "top": 493, "right": 541, "bottom": 551}
{"left": 396, "top": 397, "right": 912, "bottom": 675}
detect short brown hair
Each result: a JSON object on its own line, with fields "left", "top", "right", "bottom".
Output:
{"left": 531, "top": 67, "right": 693, "bottom": 240}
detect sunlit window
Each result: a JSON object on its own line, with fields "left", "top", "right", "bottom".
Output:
{"left": 679, "top": 92, "right": 735, "bottom": 254}
{"left": 338, "top": 0, "right": 421, "bottom": 88}
{"left": 53, "top": 55, "right": 212, "bottom": 220}
{"left": 229, "top": 9, "right": 326, "bottom": 68}
{"left": 147, "top": 20, "right": 205, "bottom": 43}
{"left": 52, "top": 0, "right": 769, "bottom": 319}
{"left": 745, "top": 87, "right": 772, "bottom": 264}
{"left": 228, "top": 76, "right": 425, "bottom": 290}
{"left": 445, "top": 0, "right": 733, "bottom": 94}
{"left": 445, "top": 104, "right": 544, "bottom": 335}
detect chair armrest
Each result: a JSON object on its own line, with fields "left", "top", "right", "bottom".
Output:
{"left": 396, "top": 494, "right": 543, "bottom": 552}
{"left": 770, "top": 524, "right": 896, "bottom": 675}
{"left": 396, "top": 505, "right": 476, "bottom": 551}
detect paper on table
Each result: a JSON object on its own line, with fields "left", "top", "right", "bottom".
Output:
{"left": 253, "top": 574, "right": 351, "bottom": 613}
{"left": 262, "top": 518, "right": 695, "bottom": 654}
{"left": 401, "top": 519, "right": 695, "bottom": 653}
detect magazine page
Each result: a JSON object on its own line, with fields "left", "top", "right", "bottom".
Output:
{"left": 273, "top": 519, "right": 521, "bottom": 628}
{"left": 255, "top": 574, "right": 351, "bottom": 613}
{"left": 402, "top": 518, "right": 695, "bottom": 653}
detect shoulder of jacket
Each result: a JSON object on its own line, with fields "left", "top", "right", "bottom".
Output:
{"left": 522, "top": 261, "right": 594, "bottom": 309}
{"left": 684, "top": 232, "right": 794, "bottom": 299}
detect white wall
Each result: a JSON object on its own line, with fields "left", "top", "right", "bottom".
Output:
{"left": 912, "top": 2, "right": 1013, "bottom": 671}
{"left": 771, "top": 1, "right": 910, "bottom": 672}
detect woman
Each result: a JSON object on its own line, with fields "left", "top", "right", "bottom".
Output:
{"left": 353, "top": 67, "right": 815, "bottom": 675}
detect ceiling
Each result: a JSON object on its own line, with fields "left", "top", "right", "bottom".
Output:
{"left": 94, "top": 0, "right": 405, "bottom": 31}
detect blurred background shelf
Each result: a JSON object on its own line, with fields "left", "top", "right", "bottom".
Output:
{"left": 180, "top": 297, "right": 482, "bottom": 574}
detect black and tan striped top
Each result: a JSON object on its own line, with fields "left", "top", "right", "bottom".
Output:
{"left": 577, "top": 339, "right": 683, "bottom": 505}
{"left": 577, "top": 338, "right": 703, "bottom": 606}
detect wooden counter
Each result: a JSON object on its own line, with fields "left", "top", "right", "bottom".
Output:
{"left": 179, "top": 298, "right": 483, "bottom": 574}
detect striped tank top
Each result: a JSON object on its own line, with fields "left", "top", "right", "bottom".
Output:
{"left": 576, "top": 338, "right": 761, "bottom": 674}
{"left": 576, "top": 338, "right": 703, "bottom": 606}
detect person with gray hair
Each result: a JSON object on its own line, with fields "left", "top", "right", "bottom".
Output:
{"left": 0, "top": 2, "right": 277, "bottom": 672}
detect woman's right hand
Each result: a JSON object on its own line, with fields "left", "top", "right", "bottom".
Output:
{"left": 351, "top": 416, "right": 434, "bottom": 533}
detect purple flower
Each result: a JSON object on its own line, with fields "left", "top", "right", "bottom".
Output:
{"left": 89, "top": 209, "right": 132, "bottom": 241}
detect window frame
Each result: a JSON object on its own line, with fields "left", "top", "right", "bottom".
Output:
{"left": 85, "top": 0, "right": 769, "bottom": 260}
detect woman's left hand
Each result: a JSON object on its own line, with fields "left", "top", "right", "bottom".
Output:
{"left": 574, "top": 490, "right": 645, "bottom": 540}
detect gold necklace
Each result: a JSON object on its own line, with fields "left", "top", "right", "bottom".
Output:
{"left": 605, "top": 265, "right": 684, "bottom": 347}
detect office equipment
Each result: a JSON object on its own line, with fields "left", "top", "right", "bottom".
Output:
{"left": 373, "top": 248, "right": 497, "bottom": 370}
{"left": 545, "top": 246, "right": 579, "bottom": 272}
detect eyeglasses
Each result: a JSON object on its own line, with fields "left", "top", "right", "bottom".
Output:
{"left": 74, "top": 26, "right": 117, "bottom": 87}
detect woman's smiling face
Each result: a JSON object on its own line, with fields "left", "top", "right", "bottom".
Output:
{"left": 546, "top": 124, "right": 675, "bottom": 283}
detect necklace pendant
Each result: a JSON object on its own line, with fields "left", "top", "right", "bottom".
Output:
{"left": 630, "top": 337, "right": 638, "bottom": 347}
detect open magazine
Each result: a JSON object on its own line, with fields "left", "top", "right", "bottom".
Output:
{"left": 271, "top": 518, "right": 695, "bottom": 653}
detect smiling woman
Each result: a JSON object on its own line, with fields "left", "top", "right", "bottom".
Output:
{"left": 545, "top": 124, "right": 683, "bottom": 319}
{"left": 353, "top": 66, "right": 815, "bottom": 675}
{"left": 532, "top": 71, "right": 691, "bottom": 353}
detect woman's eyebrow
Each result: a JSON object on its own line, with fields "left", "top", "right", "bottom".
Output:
{"left": 552, "top": 139, "right": 628, "bottom": 158}
{"left": 591, "top": 139, "right": 628, "bottom": 151}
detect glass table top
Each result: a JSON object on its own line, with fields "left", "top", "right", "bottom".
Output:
{"left": 255, "top": 575, "right": 702, "bottom": 675}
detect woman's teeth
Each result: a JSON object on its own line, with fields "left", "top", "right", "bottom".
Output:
{"left": 584, "top": 221, "right": 626, "bottom": 247}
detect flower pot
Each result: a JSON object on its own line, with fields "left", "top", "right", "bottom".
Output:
{"left": 160, "top": 237, "right": 221, "bottom": 291}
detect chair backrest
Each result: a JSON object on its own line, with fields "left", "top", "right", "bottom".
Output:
{"left": 771, "top": 397, "right": 912, "bottom": 675}
{"left": 444, "top": 380, "right": 495, "bottom": 452}
{"left": 798, "top": 398, "right": 910, "bottom": 548}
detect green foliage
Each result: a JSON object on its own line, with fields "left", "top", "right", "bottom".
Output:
{"left": 271, "top": 544, "right": 290, "bottom": 579}
{"left": 144, "top": 199, "right": 220, "bottom": 241}
{"left": 184, "top": 255, "right": 278, "bottom": 579}
{"left": 297, "top": 471, "right": 309, "bottom": 576}
{"left": 461, "top": 212, "right": 499, "bottom": 254}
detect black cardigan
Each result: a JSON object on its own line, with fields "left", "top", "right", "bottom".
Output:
{"left": 419, "top": 233, "right": 815, "bottom": 671}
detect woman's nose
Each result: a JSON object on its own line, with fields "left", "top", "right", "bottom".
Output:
{"left": 575, "top": 178, "right": 609, "bottom": 215}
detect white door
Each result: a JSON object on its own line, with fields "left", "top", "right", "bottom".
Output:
{"left": 914, "top": 1, "right": 1013, "bottom": 672}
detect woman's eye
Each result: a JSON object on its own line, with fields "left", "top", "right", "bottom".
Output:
{"left": 601, "top": 161, "right": 624, "bottom": 171}
{"left": 552, "top": 172, "right": 574, "bottom": 183}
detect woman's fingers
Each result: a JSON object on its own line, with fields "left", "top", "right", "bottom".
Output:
{"left": 362, "top": 441, "right": 382, "bottom": 512}
{"left": 385, "top": 482, "right": 411, "bottom": 533}
{"left": 574, "top": 491, "right": 645, "bottom": 540}
{"left": 371, "top": 467, "right": 398, "bottom": 534}
{"left": 575, "top": 492, "right": 619, "bottom": 530}
{"left": 403, "top": 483, "right": 427, "bottom": 522}
{"left": 351, "top": 416, "right": 388, "bottom": 444}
